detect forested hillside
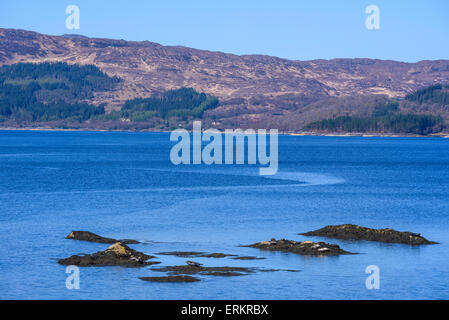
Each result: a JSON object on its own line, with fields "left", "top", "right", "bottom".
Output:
{"left": 0, "top": 62, "right": 119, "bottom": 122}
{"left": 405, "top": 84, "right": 449, "bottom": 104}
{"left": 304, "top": 85, "right": 448, "bottom": 135}
{"left": 0, "top": 62, "right": 219, "bottom": 127}
{"left": 117, "top": 88, "right": 218, "bottom": 121}
{"left": 0, "top": 62, "right": 447, "bottom": 135}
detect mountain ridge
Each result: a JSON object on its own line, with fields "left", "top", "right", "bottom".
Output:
{"left": 1, "top": 28, "right": 449, "bottom": 131}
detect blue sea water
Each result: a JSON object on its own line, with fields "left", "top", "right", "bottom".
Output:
{"left": 0, "top": 130, "right": 448, "bottom": 300}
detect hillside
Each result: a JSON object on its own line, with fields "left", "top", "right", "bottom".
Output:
{"left": 1, "top": 28, "right": 449, "bottom": 133}
{"left": 303, "top": 85, "right": 449, "bottom": 135}
{"left": 0, "top": 62, "right": 218, "bottom": 129}
{"left": 0, "top": 62, "right": 117, "bottom": 122}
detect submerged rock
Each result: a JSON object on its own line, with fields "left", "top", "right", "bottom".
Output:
{"left": 150, "top": 264, "right": 256, "bottom": 277}
{"left": 157, "top": 251, "right": 236, "bottom": 258}
{"left": 58, "top": 242, "right": 157, "bottom": 267}
{"left": 257, "top": 268, "right": 300, "bottom": 273}
{"left": 186, "top": 261, "right": 203, "bottom": 267}
{"left": 231, "top": 256, "right": 266, "bottom": 260}
{"left": 66, "top": 231, "right": 139, "bottom": 244}
{"left": 198, "top": 253, "right": 237, "bottom": 258}
{"left": 300, "top": 224, "right": 438, "bottom": 245}
{"left": 139, "top": 275, "right": 200, "bottom": 283}
{"left": 149, "top": 261, "right": 300, "bottom": 279}
{"left": 157, "top": 251, "right": 205, "bottom": 257}
{"left": 246, "top": 238, "right": 353, "bottom": 256}
{"left": 201, "top": 271, "right": 247, "bottom": 277}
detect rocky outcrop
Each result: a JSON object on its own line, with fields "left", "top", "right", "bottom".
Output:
{"left": 66, "top": 231, "right": 139, "bottom": 244}
{"left": 246, "top": 238, "right": 353, "bottom": 256}
{"left": 58, "top": 242, "right": 157, "bottom": 267}
{"left": 300, "top": 224, "right": 438, "bottom": 245}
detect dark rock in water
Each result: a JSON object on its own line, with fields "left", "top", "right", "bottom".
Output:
{"left": 246, "top": 238, "right": 353, "bottom": 256}
{"left": 157, "top": 251, "right": 236, "bottom": 258}
{"left": 197, "top": 253, "right": 237, "bottom": 258}
{"left": 118, "top": 239, "right": 140, "bottom": 244}
{"left": 149, "top": 263, "right": 300, "bottom": 278}
{"left": 139, "top": 276, "right": 200, "bottom": 283}
{"left": 157, "top": 251, "right": 205, "bottom": 257}
{"left": 300, "top": 224, "right": 438, "bottom": 245}
{"left": 200, "top": 271, "right": 246, "bottom": 277}
{"left": 58, "top": 242, "right": 157, "bottom": 267}
{"left": 66, "top": 231, "right": 139, "bottom": 244}
{"left": 186, "top": 261, "right": 203, "bottom": 267}
{"left": 150, "top": 265, "right": 255, "bottom": 276}
{"left": 255, "top": 268, "right": 300, "bottom": 273}
{"left": 231, "top": 256, "right": 266, "bottom": 260}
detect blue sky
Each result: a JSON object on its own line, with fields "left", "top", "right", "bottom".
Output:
{"left": 1, "top": 0, "right": 448, "bottom": 62}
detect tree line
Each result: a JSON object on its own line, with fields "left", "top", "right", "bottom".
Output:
{"left": 105, "top": 87, "right": 219, "bottom": 121}
{"left": 305, "top": 113, "right": 443, "bottom": 135}
{"left": 305, "top": 97, "right": 445, "bottom": 135}
{"left": 0, "top": 63, "right": 219, "bottom": 123}
{"left": 405, "top": 84, "right": 449, "bottom": 105}
{"left": 0, "top": 62, "right": 121, "bottom": 122}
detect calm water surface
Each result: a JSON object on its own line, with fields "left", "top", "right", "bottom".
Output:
{"left": 0, "top": 130, "right": 448, "bottom": 299}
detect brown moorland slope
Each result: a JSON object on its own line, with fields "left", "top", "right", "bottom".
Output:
{"left": 1, "top": 28, "right": 449, "bottom": 131}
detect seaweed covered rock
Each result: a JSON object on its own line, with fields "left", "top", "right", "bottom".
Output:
{"left": 300, "top": 224, "right": 438, "bottom": 245}
{"left": 66, "top": 231, "right": 139, "bottom": 244}
{"left": 246, "top": 238, "right": 353, "bottom": 256}
{"left": 58, "top": 242, "right": 157, "bottom": 267}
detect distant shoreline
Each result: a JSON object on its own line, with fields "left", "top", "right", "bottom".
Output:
{"left": 284, "top": 132, "right": 449, "bottom": 138}
{"left": 1, "top": 126, "right": 448, "bottom": 138}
